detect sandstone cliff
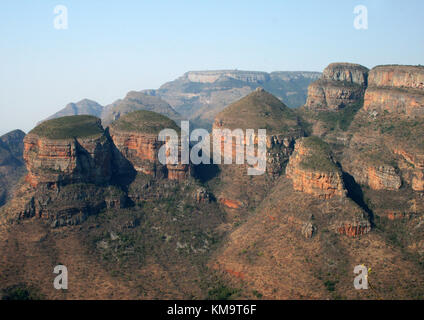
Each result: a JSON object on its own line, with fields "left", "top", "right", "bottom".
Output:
{"left": 305, "top": 63, "right": 369, "bottom": 111}
{"left": 363, "top": 65, "right": 424, "bottom": 117}
{"left": 109, "top": 110, "right": 190, "bottom": 181}
{"left": 24, "top": 116, "right": 112, "bottom": 188}
{"left": 286, "top": 137, "right": 346, "bottom": 199}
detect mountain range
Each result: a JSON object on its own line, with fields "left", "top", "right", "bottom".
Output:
{"left": 38, "top": 70, "right": 320, "bottom": 130}
{"left": 1, "top": 63, "right": 424, "bottom": 300}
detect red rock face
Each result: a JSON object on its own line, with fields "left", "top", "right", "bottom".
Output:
{"left": 393, "top": 148, "right": 424, "bottom": 192}
{"left": 219, "top": 198, "right": 242, "bottom": 209}
{"left": 109, "top": 128, "right": 189, "bottom": 181}
{"left": 364, "top": 87, "right": 424, "bottom": 117}
{"left": 286, "top": 140, "right": 346, "bottom": 199}
{"left": 367, "top": 65, "right": 424, "bottom": 90}
{"left": 23, "top": 133, "right": 112, "bottom": 188}
{"left": 364, "top": 66, "right": 424, "bottom": 116}
{"left": 211, "top": 120, "right": 302, "bottom": 175}
{"left": 337, "top": 222, "right": 371, "bottom": 237}
{"left": 366, "top": 166, "right": 402, "bottom": 191}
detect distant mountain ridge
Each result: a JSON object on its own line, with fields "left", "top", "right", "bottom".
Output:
{"left": 41, "top": 99, "right": 103, "bottom": 124}
{"left": 39, "top": 70, "right": 320, "bottom": 130}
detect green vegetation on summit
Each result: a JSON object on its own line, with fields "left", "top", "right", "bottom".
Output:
{"left": 30, "top": 115, "right": 104, "bottom": 140}
{"left": 216, "top": 89, "right": 298, "bottom": 134}
{"left": 110, "top": 110, "right": 180, "bottom": 134}
{"left": 299, "top": 136, "right": 338, "bottom": 172}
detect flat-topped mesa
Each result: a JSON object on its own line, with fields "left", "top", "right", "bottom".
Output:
{"left": 184, "top": 70, "right": 270, "bottom": 84}
{"left": 109, "top": 110, "right": 190, "bottom": 181}
{"left": 364, "top": 65, "right": 424, "bottom": 116}
{"left": 286, "top": 137, "right": 346, "bottom": 199}
{"left": 24, "top": 115, "right": 112, "bottom": 188}
{"left": 322, "top": 63, "right": 369, "bottom": 86}
{"left": 212, "top": 89, "right": 304, "bottom": 175}
{"left": 305, "top": 63, "right": 369, "bottom": 110}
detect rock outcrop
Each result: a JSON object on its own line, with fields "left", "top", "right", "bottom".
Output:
{"left": 364, "top": 65, "right": 424, "bottom": 117}
{"left": 286, "top": 137, "right": 346, "bottom": 199}
{"left": 305, "top": 63, "right": 369, "bottom": 110}
{"left": 212, "top": 88, "right": 304, "bottom": 175}
{"left": 24, "top": 116, "right": 112, "bottom": 188}
{"left": 109, "top": 110, "right": 190, "bottom": 181}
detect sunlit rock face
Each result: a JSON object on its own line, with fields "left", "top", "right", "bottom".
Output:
{"left": 286, "top": 137, "right": 346, "bottom": 199}
{"left": 109, "top": 110, "right": 190, "bottom": 181}
{"left": 364, "top": 65, "right": 424, "bottom": 117}
{"left": 23, "top": 116, "right": 112, "bottom": 188}
{"left": 305, "top": 63, "right": 369, "bottom": 111}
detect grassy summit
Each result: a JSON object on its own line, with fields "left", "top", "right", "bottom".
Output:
{"left": 298, "top": 136, "right": 339, "bottom": 172}
{"left": 30, "top": 115, "right": 104, "bottom": 140}
{"left": 110, "top": 110, "right": 180, "bottom": 134}
{"left": 216, "top": 88, "right": 299, "bottom": 134}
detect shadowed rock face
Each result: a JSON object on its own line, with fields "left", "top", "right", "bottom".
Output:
{"left": 305, "top": 63, "right": 369, "bottom": 110}
{"left": 286, "top": 137, "right": 346, "bottom": 199}
{"left": 109, "top": 110, "right": 190, "bottom": 181}
{"left": 0, "top": 130, "right": 26, "bottom": 206}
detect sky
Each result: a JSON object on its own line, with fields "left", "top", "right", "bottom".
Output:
{"left": 0, "top": 0, "right": 423, "bottom": 135}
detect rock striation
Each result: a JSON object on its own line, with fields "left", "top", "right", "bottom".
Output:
{"left": 1, "top": 111, "right": 194, "bottom": 227}
{"left": 23, "top": 116, "right": 112, "bottom": 188}
{"left": 305, "top": 63, "right": 369, "bottom": 110}
{"left": 212, "top": 88, "right": 304, "bottom": 175}
{"left": 363, "top": 65, "right": 424, "bottom": 117}
{"left": 109, "top": 110, "right": 190, "bottom": 181}
{"left": 286, "top": 137, "right": 346, "bottom": 199}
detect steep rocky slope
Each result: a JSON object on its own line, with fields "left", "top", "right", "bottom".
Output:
{"left": 298, "top": 63, "right": 369, "bottom": 143}
{"left": 2, "top": 65, "right": 424, "bottom": 300}
{"left": 0, "top": 111, "right": 229, "bottom": 299}
{"left": 0, "top": 130, "right": 26, "bottom": 206}
{"left": 207, "top": 88, "right": 304, "bottom": 221}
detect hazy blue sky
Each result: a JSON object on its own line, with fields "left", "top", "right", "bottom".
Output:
{"left": 1, "top": 0, "right": 423, "bottom": 134}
